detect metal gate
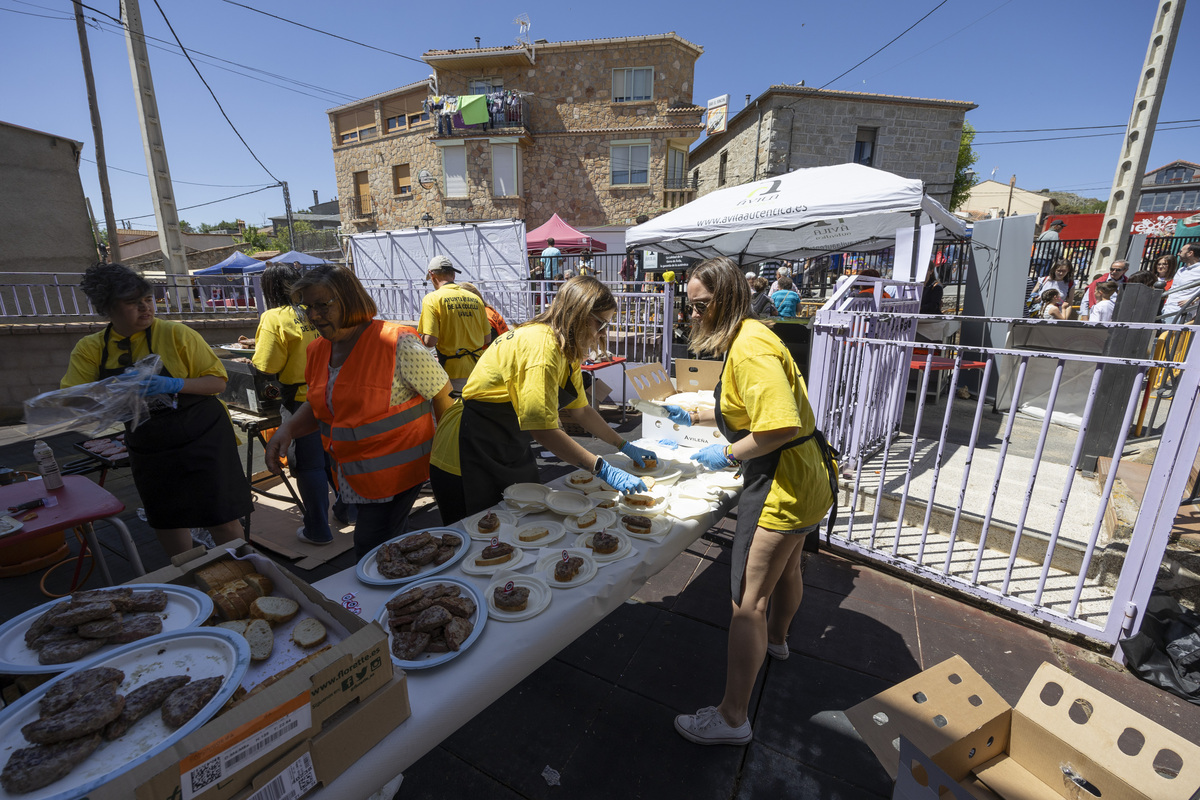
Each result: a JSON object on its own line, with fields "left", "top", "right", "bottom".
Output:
{"left": 807, "top": 281, "right": 1198, "bottom": 653}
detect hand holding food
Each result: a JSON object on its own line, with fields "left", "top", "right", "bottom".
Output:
{"left": 596, "top": 460, "right": 647, "bottom": 495}
{"left": 619, "top": 441, "right": 657, "bottom": 468}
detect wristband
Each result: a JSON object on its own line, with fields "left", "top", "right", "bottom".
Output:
{"left": 723, "top": 444, "right": 740, "bottom": 467}
{"left": 690, "top": 410, "right": 700, "bottom": 426}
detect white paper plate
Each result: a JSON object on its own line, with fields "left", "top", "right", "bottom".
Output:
{"left": 562, "top": 470, "right": 604, "bottom": 492}
{"left": 703, "top": 469, "right": 744, "bottom": 490}
{"left": 217, "top": 342, "right": 255, "bottom": 355}
{"left": 588, "top": 491, "right": 621, "bottom": 510}
{"left": 502, "top": 521, "right": 567, "bottom": 549}
{"left": 536, "top": 548, "right": 598, "bottom": 588}
{"left": 503, "top": 498, "right": 547, "bottom": 514}
{"left": 0, "top": 516, "right": 24, "bottom": 538}
{"left": 617, "top": 493, "right": 671, "bottom": 518}
{"left": 458, "top": 541, "right": 536, "bottom": 576}
{"left": 377, "top": 578, "right": 486, "bottom": 670}
{"left": 503, "top": 483, "right": 550, "bottom": 504}
{"left": 355, "top": 528, "right": 469, "bottom": 587}
{"left": 0, "top": 629, "right": 249, "bottom": 800}
{"left": 0, "top": 584, "right": 215, "bottom": 675}
{"left": 461, "top": 509, "right": 519, "bottom": 540}
{"left": 485, "top": 573, "right": 552, "bottom": 622}
{"left": 650, "top": 466, "right": 685, "bottom": 486}
{"left": 617, "top": 514, "right": 674, "bottom": 539}
{"left": 673, "top": 481, "right": 724, "bottom": 501}
{"left": 562, "top": 508, "right": 618, "bottom": 534}
{"left": 573, "top": 530, "right": 633, "bottom": 564}
{"left": 544, "top": 490, "right": 594, "bottom": 516}
{"left": 667, "top": 497, "right": 713, "bottom": 520}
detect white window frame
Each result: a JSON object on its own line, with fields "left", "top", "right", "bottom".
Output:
{"left": 612, "top": 67, "right": 654, "bottom": 103}
{"left": 440, "top": 143, "right": 468, "bottom": 197}
{"left": 469, "top": 77, "right": 503, "bottom": 94}
{"left": 491, "top": 139, "right": 521, "bottom": 198}
{"left": 610, "top": 139, "right": 651, "bottom": 186}
{"left": 667, "top": 148, "right": 687, "bottom": 188}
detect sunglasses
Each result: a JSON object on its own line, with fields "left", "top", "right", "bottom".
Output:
{"left": 690, "top": 300, "right": 709, "bottom": 316}
{"left": 114, "top": 337, "right": 133, "bottom": 368}
{"left": 591, "top": 313, "right": 611, "bottom": 333}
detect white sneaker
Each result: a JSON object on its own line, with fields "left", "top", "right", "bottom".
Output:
{"left": 767, "top": 640, "right": 789, "bottom": 661}
{"left": 296, "top": 526, "right": 332, "bottom": 546}
{"left": 674, "top": 706, "right": 752, "bottom": 745}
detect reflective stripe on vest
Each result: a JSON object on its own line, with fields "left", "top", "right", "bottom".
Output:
{"left": 319, "top": 399, "right": 431, "bottom": 441}
{"left": 338, "top": 436, "right": 434, "bottom": 476}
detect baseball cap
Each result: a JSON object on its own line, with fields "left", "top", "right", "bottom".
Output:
{"left": 1050, "top": 219, "right": 1066, "bottom": 227}
{"left": 428, "top": 255, "right": 460, "bottom": 273}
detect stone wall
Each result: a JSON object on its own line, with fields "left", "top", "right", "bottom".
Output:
{"left": 690, "top": 91, "right": 971, "bottom": 208}
{"left": 330, "top": 35, "right": 703, "bottom": 236}
{"left": 0, "top": 318, "right": 258, "bottom": 423}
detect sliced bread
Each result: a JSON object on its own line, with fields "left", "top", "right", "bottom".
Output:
{"left": 217, "top": 620, "right": 249, "bottom": 635}
{"left": 250, "top": 596, "right": 299, "bottom": 625}
{"left": 244, "top": 618, "right": 274, "bottom": 661}
{"left": 242, "top": 573, "right": 275, "bottom": 597}
{"left": 291, "top": 618, "right": 327, "bottom": 648}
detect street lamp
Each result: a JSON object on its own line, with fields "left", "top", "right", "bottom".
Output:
{"left": 421, "top": 213, "right": 434, "bottom": 226}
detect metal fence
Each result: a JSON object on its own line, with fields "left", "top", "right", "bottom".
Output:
{"left": 807, "top": 282, "right": 1197, "bottom": 652}
{"left": 0, "top": 272, "right": 263, "bottom": 318}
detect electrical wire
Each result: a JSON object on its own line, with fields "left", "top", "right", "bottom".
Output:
{"left": 81, "top": 156, "right": 269, "bottom": 188}
{"left": 818, "top": 0, "right": 951, "bottom": 90}
{"left": 0, "top": 5, "right": 71, "bottom": 20}
{"left": 865, "top": 0, "right": 1014, "bottom": 81}
{"left": 976, "top": 119, "right": 1200, "bottom": 134}
{"left": 148, "top": 0, "right": 280, "bottom": 184}
{"left": 111, "top": 184, "right": 279, "bottom": 224}
{"left": 975, "top": 124, "right": 1200, "bottom": 146}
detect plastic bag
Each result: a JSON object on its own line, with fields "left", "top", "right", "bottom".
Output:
{"left": 23, "top": 354, "right": 163, "bottom": 438}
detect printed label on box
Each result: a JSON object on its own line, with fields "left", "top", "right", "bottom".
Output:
{"left": 180, "top": 693, "right": 312, "bottom": 800}
{"left": 245, "top": 753, "right": 318, "bottom": 800}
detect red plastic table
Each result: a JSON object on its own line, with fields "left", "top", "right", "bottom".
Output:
{"left": 580, "top": 356, "right": 628, "bottom": 422}
{"left": 0, "top": 476, "right": 144, "bottom": 588}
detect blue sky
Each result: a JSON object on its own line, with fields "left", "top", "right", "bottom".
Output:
{"left": 2, "top": 0, "right": 1196, "bottom": 231}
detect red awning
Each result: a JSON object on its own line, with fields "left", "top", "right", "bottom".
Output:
{"left": 526, "top": 213, "right": 608, "bottom": 253}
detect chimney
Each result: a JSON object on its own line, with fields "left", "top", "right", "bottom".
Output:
{"left": 313, "top": 190, "right": 319, "bottom": 206}
{"left": 475, "top": 36, "right": 481, "bottom": 48}
{"left": 745, "top": 94, "right": 751, "bottom": 108}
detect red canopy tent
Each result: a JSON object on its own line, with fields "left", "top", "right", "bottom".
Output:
{"left": 525, "top": 213, "right": 607, "bottom": 253}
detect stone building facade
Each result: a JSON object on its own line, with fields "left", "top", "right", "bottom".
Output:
{"left": 688, "top": 86, "right": 976, "bottom": 208}
{"left": 327, "top": 34, "right": 705, "bottom": 236}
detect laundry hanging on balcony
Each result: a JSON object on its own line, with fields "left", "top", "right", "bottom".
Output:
{"left": 458, "top": 94, "right": 488, "bottom": 125}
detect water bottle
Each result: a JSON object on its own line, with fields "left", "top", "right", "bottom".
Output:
{"left": 33, "top": 440, "right": 64, "bottom": 491}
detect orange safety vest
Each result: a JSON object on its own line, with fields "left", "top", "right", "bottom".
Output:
{"left": 306, "top": 320, "right": 433, "bottom": 499}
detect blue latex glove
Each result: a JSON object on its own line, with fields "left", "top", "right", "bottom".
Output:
{"left": 620, "top": 441, "right": 656, "bottom": 468}
{"left": 691, "top": 443, "right": 732, "bottom": 471}
{"left": 137, "top": 375, "right": 185, "bottom": 396}
{"left": 597, "top": 460, "right": 647, "bottom": 494}
{"left": 662, "top": 405, "right": 693, "bottom": 426}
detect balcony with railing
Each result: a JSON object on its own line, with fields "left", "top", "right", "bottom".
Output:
{"left": 663, "top": 174, "right": 698, "bottom": 209}
{"left": 347, "top": 194, "right": 374, "bottom": 222}
{"left": 431, "top": 96, "right": 530, "bottom": 139}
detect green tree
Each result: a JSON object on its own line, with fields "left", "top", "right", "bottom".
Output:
{"left": 950, "top": 121, "right": 979, "bottom": 212}
{"left": 270, "top": 221, "right": 315, "bottom": 252}
{"left": 235, "top": 225, "right": 271, "bottom": 251}
{"left": 178, "top": 220, "right": 194, "bottom": 233}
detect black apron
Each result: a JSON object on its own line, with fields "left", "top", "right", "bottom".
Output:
{"left": 713, "top": 360, "right": 840, "bottom": 604}
{"left": 99, "top": 323, "right": 252, "bottom": 529}
{"left": 457, "top": 373, "right": 581, "bottom": 517}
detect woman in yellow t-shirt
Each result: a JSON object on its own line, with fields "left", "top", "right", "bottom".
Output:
{"left": 62, "top": 263, "right": 252, "bottom": 557}
{"left": 668, "top": 256, "right": 837, "bottom": 747}
{"left": 246, "top": 264, "right": 334, "bottom": 545}
{"left": 429, "top": 276, "right": 654, "bottom": 523}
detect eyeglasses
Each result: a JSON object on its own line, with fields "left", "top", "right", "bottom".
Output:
{"left": 591, "top": 313, "right": 611, "bottom": 333}
{"left": 115, "top": 337, "right": 133, "bottom": 368}
{"left": 1110, "top": 267, "right": 1127, "bottom": 274}
{"left": 297, "top": 298, "right": 337, "bottom": 317}
{"left": 690, "top": 300, "right": 710, "bottom": 316}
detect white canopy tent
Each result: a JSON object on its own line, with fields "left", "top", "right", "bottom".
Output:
{"left": 349, "top": 219, "right": 528, "bottom": 283}
{"left": 625, "top": 164, "right": 966, "bottom": 270}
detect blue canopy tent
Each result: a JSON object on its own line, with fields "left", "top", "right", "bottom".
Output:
{"left": 267, "top": 250, "right": 334, "bottom": 266}
{"left": 193, "top": 251, "right": 266, "bottom": 275}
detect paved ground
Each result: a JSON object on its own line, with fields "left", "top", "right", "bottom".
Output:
{"left": 2, "top": 418, "right": 1198, "bottom": 799}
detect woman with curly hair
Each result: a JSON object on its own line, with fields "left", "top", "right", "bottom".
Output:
{"left": 429, "top": 276, "right": 652, "bottom": 523}
{"left": 61, "top": 263, "right": 251, "bottom": 556}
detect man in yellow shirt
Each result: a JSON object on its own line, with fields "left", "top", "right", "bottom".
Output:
{"left": 418, "top": 255, "right": 490, "bottom": 394}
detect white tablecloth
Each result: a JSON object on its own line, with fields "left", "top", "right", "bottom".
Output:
{"left": 308, "top": 451, "right": 740, "bottom": 798}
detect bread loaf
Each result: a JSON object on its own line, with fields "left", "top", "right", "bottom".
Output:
{"left": 245, "top": 619, "right": 274, "bottom": 661}
{"left": 242, "top": 573, "right": 274, "bottom": 597}
{"left": 193, "top": 559, "right": 255, "bottom": 593}
{"left": 291, "top": 618, "right": 327, "bottom": 648}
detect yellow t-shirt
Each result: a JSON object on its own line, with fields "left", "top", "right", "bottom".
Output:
{"left": 417, "top": 283, "right": 489, "bottom": 380}
{"left": 430, "top": 324, "right": 588, "bottom": 475}
{"left": 251, "top": 306, "right": 318, "bottom": 402}
{"left": 720, "top": 318, "right": 835, "bottom": 531}
{"left": 62, "top": 319, "right": 227, "bottom": 388}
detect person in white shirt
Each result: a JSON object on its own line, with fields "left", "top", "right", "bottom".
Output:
{"left": 1162, "top": 243, "right": 1200, "bottom": 320}
{"left": 1089, "top": 281, "right": 1118, "bottom": 323}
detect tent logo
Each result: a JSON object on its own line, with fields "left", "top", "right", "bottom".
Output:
{"left": 736, "top": 179, "right": 788, "bottom": 207}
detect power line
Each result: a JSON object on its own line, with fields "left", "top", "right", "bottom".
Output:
{"left": 819, "top": 0, "right": 951, "bottom": 90}
{"left": 149, "top": 0, "right": 280, "bottom": 184}
{"left": 107, "top": 184, "right": 279, "bottom": 224}
{"left": 865, "top": 0, "right": 1015, "bottom": 81}
{"left": 0, "top": 4, "right": 72, "bottom": 19}
{"left": 81, "top": 156, "right": 269, "bottom": 188}
{"left": 976, "top": 118, "right": 1200, "bottom": 134}
{"left": 975, "top": 124, "right": 1200, "bottom": 146}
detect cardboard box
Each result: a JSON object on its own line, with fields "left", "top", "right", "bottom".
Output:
{"left": 628, "top": 360, "right": 725, "bottom": 448}
{"left": 235, "top": 674, "right": 411, "bottom": 800}
{"left": 847, "top": 655, "right": 1200, "bottom": 800}
{"left": 84, "top": 542, "right": 397, "bottom": 800}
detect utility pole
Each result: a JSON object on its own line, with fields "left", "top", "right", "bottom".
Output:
{"left": 281, "top": 181, "right": 295, "bottom": 252}
{"left": 120, "top": 0, "right": 188, "bottom": 282}
{"left": 74, "top": 1, "right": 120, "bottom": 263}
{"left": 1006, "top": 174, "right": 1016, "bottom": 217}
{"left": 1093, "top": 0, "right": 1185, "bottom": 274}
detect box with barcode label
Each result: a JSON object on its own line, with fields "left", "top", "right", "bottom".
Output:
{"left": 81, "top": 541, "right": 397, "bottom": 800}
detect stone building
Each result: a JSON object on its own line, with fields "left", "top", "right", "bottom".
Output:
{"left": 327, "top": 34, "right": 705, "bottom": 239}
{"left": 687, "top": 85, "right": 976, "bottom": 209}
